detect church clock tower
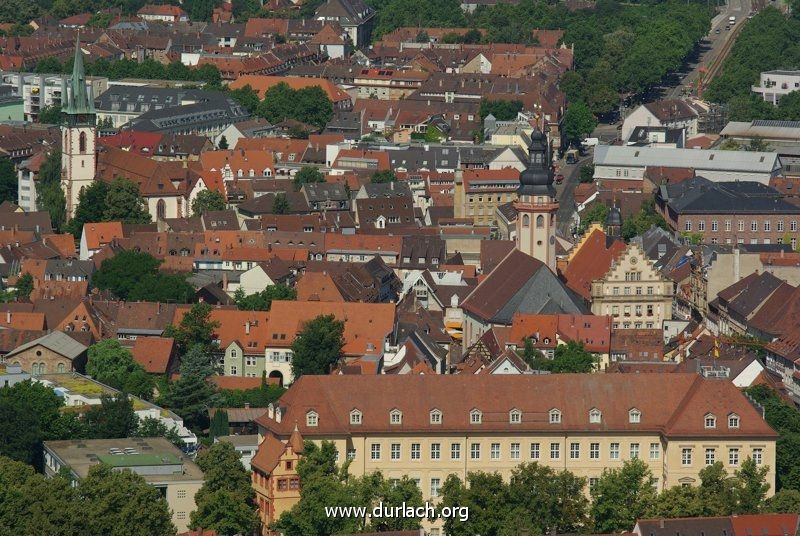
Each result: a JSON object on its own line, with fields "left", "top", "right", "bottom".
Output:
{"left": 514, "top": 130, "right": 559, "bottom": 272}
{"left": 61, "top": 36, "right": 96, "bottom": 220}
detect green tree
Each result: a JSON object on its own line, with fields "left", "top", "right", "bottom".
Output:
{"left": 744, "top": 384, "right": 800, "bottom": 491}
{"left": 80, "top": 464, "right": 176, "bottom": 536}
{"left": 508, "top": 463, "right": 589, "bottom": 534}
{"left": 36, "top": 150, "right": 66, "bottom": 232}
{"left": 128, "top": 272, "right": 196, "bottom": 304}
{"left": 35, "top": 56, "right": 63, "bottom": 74}
{"left": 14, "top": 272, "right": 33, "bottom": 300}
{"left": 0, "top": 380, "right": 64, "bottom": 468}
{"left": 580, "top": 163, "right": 595, "bottom": 183}
{"left": 531, "top": 341, "right": 599, "bottom": 373}
{"left": 591, "top": 458, "right": 657, "bottom": 533}
{"left": 217, "top": 135, "right": 229, "bottom": 150}
{"left": 415, "top": 30, "right": 429, "bottom": 42}
{"left": 38, "top": 104, "right": 62, "bottom": 124}
{"left": 734, "top": 457, "right": 770, "bottom": 514}
{"left": 479, "top": 98, "right": 523, "bottom": 121}
{"left": 580, "top": 202, "right": 609, "bottom": 233}
{"left": 65, "top": 180, "right": 109, "bottom": 237}
{"left": 519, "top": 337, "right": 545, "bottom": 368}
{"left": 272, "top": 192, "right": 290, "bottom": 214}
{"left": 765, "top": 489, "right": 800, "bottom": 513}
{"left": 190, "top": 440, "right": 259, "bottom": 534}
{"left": 563, "top": 100, "right": 597, "bottom": 146}
{"left": 134, "top": 417, "right": 186, "bottom": 448}
{"left": 103, "top": 176, "right": 151, "bottom": 223}
{"left": 162, "top": 345, "right": 219, "bottom": 431}
{"left": 697, "top": 462, "right": 737, "bottom": 516}
{"left": 293, "top": 166, "right": 325, "bottom": 191}
{"left": 163, "top": 303, "right": 220, "bottom": 354}
{"left": 371, "top": 170, "right": 397, "bottom": 183}
{"left": 233, "top": 284, "right": 297, "bottom": 311}
{"left": 290, "top": 314, "right": 345, "bottom": 378}
{"left": 209, "top": 409, "right": 229, "bottom": 439}
{"left": 86, "top": 339, "right": 154, "bottom": 399}
{"left": 0, "top": 157, "right": 17, "bottom": 203}
{"left": 0, "top": 393, "right": 43, "bottom": 467}
{"left": 649, "top": 485, "right": 704, "bottom": 518}
{"left": 85, "top": 394, "right": 138, "bottom": 439}
{"left": 93, "top": 250, "right": 162, "bottom": 300}
{"left": 621, "top": 198, "right": 668, "bottom": 241}
{"left": 191, "top": 189, "right": 226, "bottom": 217}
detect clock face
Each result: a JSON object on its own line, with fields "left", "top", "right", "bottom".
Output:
{"left": 630, "top": 256, "right": 638, "bottom": 264}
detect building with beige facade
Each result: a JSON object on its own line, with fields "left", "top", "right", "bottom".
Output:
{"left": 253, "top": 374, "right": 777, "bottom": 534}
{"left": 43, "top": 437, "right": 204, "bottom": 533}
{"left": 590, "top": 242, "right": 674, "bottom": 330}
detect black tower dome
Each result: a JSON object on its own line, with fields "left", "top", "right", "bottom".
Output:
{"left": 517, "top": 129, "right": 555, "bottom": 197}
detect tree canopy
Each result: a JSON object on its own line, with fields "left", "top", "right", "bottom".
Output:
{"left": 293, "top": 166, "right": 325, "bottom": 191}
{"left": 102, "top": 177, "right": 151, "bottom": 224}
{"left": 93, "top": 250, "right": 195, "bottom": 303}
{"left": 563, "top": 100, "right": 597, "bottom": 146}
{"left": 290, "top": 314, "right": 345, "bottom": 378}
{"left": 36, "top": 150, "right": 66, "bottom": 232}
{"left": 190, "top": 441, "right": 259, "bottom": 535}
{"left": 0, "top": 157, "right": 17, "bottom": 204}
{"left": 65, "top": 181, "right": 110, "bottom": 237}
{"left": 370, "top": 170, "right": 397, "bottom": 184}
{"left": 233, "top": 284, "right": 297, "bottom": 311}
{"left": 526, "top": 340, "right": 599, "bottom": 373}
{"left": 191, "top": 189, "right": 226, "bottom": 217}
{"left": 706, "top": 8, "right": 800, "bottom": 121}
{"left": 276, "top": 440, "right": 425, "bottom": 535}
{"left": 86, "top": 339, "right": 154, "bottom": 399}
{"left": 257, "top": 82, "right": 333, "bottom": 130}
{"left": 0, "top": 455, "right": 176, "bottom": 536}
{"left": 163, "top": 302, "right": 220, "bottom": 354}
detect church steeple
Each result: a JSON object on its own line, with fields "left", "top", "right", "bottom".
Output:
{"left": 61, "top": 35, "right": 97, "bottom": 221}
{"left": 62, "top": 35, "right": 95, "bottom": 126}
{"left": 513, "top": 129, "right": 559, "bottom": 272}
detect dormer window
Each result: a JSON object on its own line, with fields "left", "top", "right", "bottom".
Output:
{"left": 629, "top": 408, "right": 641, "bottom": 424}
{"left": 350, "top": 409, "right": 362, "bottom": 425}
{"left": 430, "top": 409, "right": 442, "bottom": 424}
{"left": 704, "top": 413, "right": 716, "bottom": 429}
{"left": 509, "top": 409, "right": 522, "bottom": 424}
{"left": 728, "top": 413, "right": 740, "bottom": 429}
{"left": 390, "top": 409, "right": 402, "bottom": 425}
{"left": 549, "top": 409, "right": 561, "bottom": 424}
{"left": 306, "top": 410, "right": 318, "bottom": 427}
{"left": 589, "top": 408, "right": 602, "bottom": 424}
{"left": 470, "top": 409, "right": 482, "bottom": 424}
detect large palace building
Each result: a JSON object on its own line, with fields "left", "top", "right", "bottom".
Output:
{"left": 250, "top": 374, "right": 777, "bottom": 534}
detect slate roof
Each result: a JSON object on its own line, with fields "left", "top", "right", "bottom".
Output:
{"left": 5, "top": 330, "right": 87, "bottom": 360}
{"left": 659, "top": 176, "right": 800, "bottom": 215}
{"left": 462, "top": 249, "right": 588, "bottom": 324}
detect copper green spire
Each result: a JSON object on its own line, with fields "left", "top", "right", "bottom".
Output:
{"left": 63, "top": 34, "right": 95, "bottom": 118}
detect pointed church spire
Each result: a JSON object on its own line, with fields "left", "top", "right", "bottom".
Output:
{"left": 64, "top": 34, "right": 94, "bottom": 117}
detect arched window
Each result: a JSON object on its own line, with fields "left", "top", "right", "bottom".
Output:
{"left": 536, "top": 215, "right": 544, "bottom": 228}
{"left": 156, "top": 199, "right": 166, "bottom": 220}
{"left": 429, "top": 409, "right": 442, "bottom": 424}
{"left": 79, "top": 131, "right": 87, "bottom": 153}
{"left": 389, "top": 409, "right": 402, "bottom": 425}
{"left": 39, "top": 363, "right": 46, "bottom": 374}
{"left": 509, "top": 409, "right": 522, "bottom": 424}
{"left": 704, "top": 413, "right": 717, "bottom": 429}
{"left": 589, "top": 408, "right": 602, "bottom": 424}
{"left": 629, "top": 408, "right": 641, "bottom": 423}
{"left": 522, "top": 214, "right": 530, "bottom": 227}
{"left": 57, "top": 363, "right": 66, "bottom": 373}
{"left": 32, "top": 363, "right": 39, "bottom": 375}
{"left": 470, "top": 409, "right": 482, "bottom": 424}
{"left": 549, "top": 408, "right": 561, "bottom": 424}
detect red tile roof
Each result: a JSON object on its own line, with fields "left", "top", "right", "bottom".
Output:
{"left": 267, "top": 300, "right": 395, "bottom": 356}
{"left": 230, "top": 75, "right": 352, "bottom": 104}
{"left": 132, "top": 336, "right": 175, "bottom": 374}
{"left": 255, "top": 374, "right": 777, "bottom": 438}
{"left": 561, "top": 226, "right": 626, "bottom": 301}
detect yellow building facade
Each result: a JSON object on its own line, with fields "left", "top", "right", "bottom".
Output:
{"left": 253, "top": 375, "right": 777, "bottom": 533}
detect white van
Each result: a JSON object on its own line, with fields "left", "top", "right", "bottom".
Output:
{"left": 729, "top": 15, "right": 736, "bottom": 24}
{"left": 582, "top": 137, "right": 599, "bottom": 147}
